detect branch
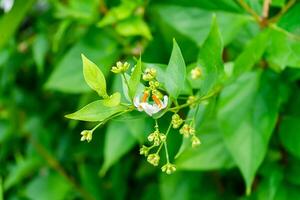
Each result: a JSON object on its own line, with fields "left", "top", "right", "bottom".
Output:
{"left": 262, "top": 0, "right": 272, "bottom": 19}
{"left": 269, "top": 0, "right": 296, "bottom": 23}
{"left": 29, "top": 137, "right": 95, "bottom": 200}
{"left": 236, "top": 0, "right": 261, "bottom": 23}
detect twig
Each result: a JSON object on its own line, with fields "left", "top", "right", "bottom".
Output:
{"left": 262, "top": 0, "right": 272, "bottom": 19}
{"left": 236, "top": 0, "right": 261, "bottom": 23}
{"left": 29, "top": 137, "right": 95, "bottom": 200}
{"left": 269, "top": 0, "right": 296, "bottom": 23}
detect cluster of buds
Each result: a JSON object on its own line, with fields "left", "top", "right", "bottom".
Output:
{"left": 179, "top": 124, "right": 201, "bottom": 147}
{"left": 80, "top": 130, "right": 93, "bottom": 142}
{"left": 142, "top": 68, "right": 157, "bottom": 81}
{"left": 148, "top": 130, "right": 166, "bottom": 146}
{"left": 139, "top": 145, "right": 150, "bottom": 156}
{"left": 187, "top": 95, "right": 197, "bottom": 108}
{"left": 111, "top": 61, "right": 130, "bottom": 74}
{"left": 147, "top": 153, "right": 160, "bottom": 166}
{"left": 161, "top": 163, "right": 176, "bottom": 174}
{"left": 191, "top": 66, "right": 202, "bottom": 79}
{"left": 171, "top": 114, "right": 183, "bottom": 129}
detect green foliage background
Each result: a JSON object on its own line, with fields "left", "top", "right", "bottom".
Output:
{"left": 1, "top": 0, "right": 300, "bottom": 199}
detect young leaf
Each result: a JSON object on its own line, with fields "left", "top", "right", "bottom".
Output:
{"left": 165, "top": 39, "right": 186, "bottom": 98}
{"left": 81, "top": 54, "right": 108, "bottom": 98}
{"left": 217, "top": 71, "right": 280, "bottom": 194}
{"left": 65, "top": 100, "right": 128, "bottom": 122}
{"left": 129, "top": 57, "right": 142, "bottom": 99}
{"left": 103, "top": 92, "right": 121, "bottom": 107}
{"left": 196, "top": 15, "right": 223, "bottom": 95}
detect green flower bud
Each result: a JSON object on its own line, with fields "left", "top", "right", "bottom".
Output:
{"left": 171, "top": 114, "right": 183, "bottom": 129}
{"left": 191, "top": 66, "right": 202, "bottom": 79}
{"left": 161, "top": 163, "right": 176, "bottom": 174}
{"left": 147, "top": 154, "right": 160, "bottom": 166}
{"left": 111, "top": 61, "right": 130, "bottom": 73}
{"left": 80, "top": 130, "right": 93, "bottom": 142}
{"left": 142, "top": 68, "right": 157, "bottom": 81}
{"left": 139, "top": 145, "right": 149, "bottom": 156}
{"left": 179, "top": 124, "right": 190, "bottom": 138}
{"left": 187, "top": 96, "right": 197, "bottom": 108}
{"left": 191, "top": 136, "right": 201, "bottom": 148}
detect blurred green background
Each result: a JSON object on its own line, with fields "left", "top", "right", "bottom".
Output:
{"left": 1, "top": 0, "right": 300, "bottom": 199}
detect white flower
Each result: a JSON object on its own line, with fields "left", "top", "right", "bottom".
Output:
{"left": 0, "top": 0, "right": 14, "bottom": 12}
{"left": 134, "top": 95, "right": 168, "bottom": 116}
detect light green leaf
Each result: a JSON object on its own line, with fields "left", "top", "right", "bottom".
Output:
{"left": 65, "top": 100, "right": 128, "bottom": 122}
{"left": 165, "top": 39, "right": 186, "bottom": 98}
{"left": 266, "top": 28, "right": 300, "bottom": 70}
{"left": 32, "top": 34, "right": 49, "bottom": 75}
{"left": 279, "top": 116, "right": 300, "bottom": 159}
{"left": 99, "top": 120, "right": 137, "bottom": 175}
{"left": 103, "top": 92, "right": 121, "bottom": 107}
{"left": 115, "top": 17, "right": 152, "bottom": 40}
{"left": 45, "top": 29, "right": 120, "bottom": 93}
{"left": 81, "top": 54, "right": 107, "bottom": 97}
{"left": 217, "top": 71, "right": 280, "bottom": 194}
{"left": 233, "top": 29, "right": 270, "bottom": 76}
{"left": 0, "top": 0, "right": 35, "bottom": 49}
{"left": 129, "top": 57, "right": 142, "bottom": 99}
{"left": 194, "top": 15, "right": 223, "bottom": 94}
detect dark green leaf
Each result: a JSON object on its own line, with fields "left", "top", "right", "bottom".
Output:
{"left": 129, "top": 57, "right": 142, "bottom": 99}
{"left": 218, "top": 71, "right": 280, "bottom": 193}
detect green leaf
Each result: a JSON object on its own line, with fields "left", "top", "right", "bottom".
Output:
{"left": 99, "top": 120, "right": 137, "bottom": 175}
{"left": 128, "top": 57, "right": 142, "bottom": 99}
{"left": 45, "top": 29, "right": 120, "bottom": 93}
{"left": 266, "top": 28, "right": 300, "bottom": 70}
{"left": 217, "top": 71, "right": 280, "bottom": 194}
{"left": 279, "top": 116, "right": 300, "bottom": 159}
{"left": 278, "top": 3, "right": 300, "bottom": 35}
{"left": 103, "top": 92, "right": 121, "bottom": 107}
{"left": 195, "top": 15, "right": 223, "bottom": 94}
{"left": 0, "top": 0, "right": 35, "bottom": 49}
{"left": 233, "top": 29, "right": 270, "bottom": 76}
{"left": 32, "top": 34, "right": 49, "bottom": 75}
{"left": 115, "top": 17, "right": 152, "bottom": 40}
{"left": 175, "top": 121, "right": 234, "bottom": 170}
{"left": 164, "top": 39, "right": 186, "bottom": 98}
{"left": 25, "top": 171, "right": 72, "bottom": 200}
{"left": 65, "top": 100, "right": 128, "bottom": 122}
{"left": 81, "top": 54, "right": 107, "bottom": 97}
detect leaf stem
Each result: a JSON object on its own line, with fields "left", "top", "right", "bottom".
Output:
{"left": 29, "top": 137, "right": 95, "bottom": 200}
{"left": 262, "top": 0, "right": 271, "bottom": 19}
{"left": 236, "top": 0, "right": 261, "bottom": 24}
{"left": 121, "top": 73, "right": 132, "bottom": 102}
{"left": 269, "top": 0, "right": 296, "bottom": 23}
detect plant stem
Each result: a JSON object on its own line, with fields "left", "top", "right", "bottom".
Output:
{"left": 236, "top": 0, "right": 261, "bottom": 23}
{"left": 269, "top": 0, "right": 296, "bottom": 23}
{"left": 122, "top": 73, "right": 132, "bottom": 101}
{"left": 262, "top": 0, "right": 271, "bottom": 19}
{"left": 29, "top": 137, "right": 95, "bottom": 200}
{"left": 168, "top": 90, "right": 219, "bottom": 112}
{"left": 156, "top": 122, "right": 172, "bottom": 154}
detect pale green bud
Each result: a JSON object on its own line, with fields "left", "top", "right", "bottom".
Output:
{"left": 191, "top": 66, "right": 202, "bottom": 79}
{"left": 147, "top": 154, "right": 160, "bottom": 166}
{"left": 111, "top": 61, "right": 130, "bottom": 73}
{"left": 80, "top": 130, "right": 93, "bottom": 142}
{"left": 191, "top": 136, "right": 201, "bottom": 148}
{"left": 161, "top": 163, "right": 176, "bottom": 174}
{"left": 171, "top": 114, "right": 183, "bottom": 129}
{"left": 139, "top": 145, "right": 149, "bottom": 156}
{"left": 142, "top": 68, "right": 157, "bottom": 81}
